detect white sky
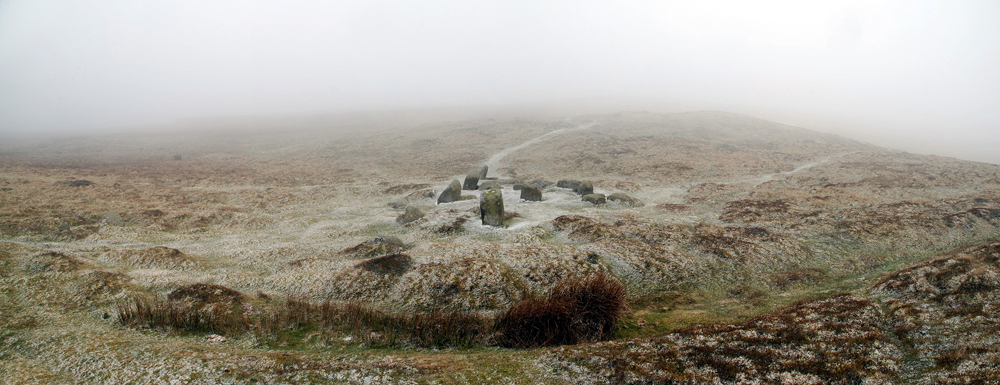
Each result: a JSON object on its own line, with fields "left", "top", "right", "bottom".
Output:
{"left": 1, "top": 1, "right": 998, "bottom": 163}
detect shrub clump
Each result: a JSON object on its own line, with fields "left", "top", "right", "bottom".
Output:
{"left": 493, "top": 273, "right": 628, "bottom": 348}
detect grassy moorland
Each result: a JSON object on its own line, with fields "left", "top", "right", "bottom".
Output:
{"left": 1, "top": 111, "right": 999, "bottom": 383}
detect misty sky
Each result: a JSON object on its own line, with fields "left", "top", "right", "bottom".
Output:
{"left": 1, "top": 1, "right": 998, "bottom": 163}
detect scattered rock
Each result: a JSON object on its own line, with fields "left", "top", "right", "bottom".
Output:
{"left": 479, "top": 180, "right": 501, "bottom": 191}
{"left": 607, "top": 192, "right": 642, "bottom": 207}
{"left": 396, "top": 206, "right": 424, "bottom": 225}
{"left": 463, "top": 171, "right": 480, "bottom": 190}
{"left": 480, "top": 188, "right": 505, "bottom": 227}
{"left": 355, "top": 253, "right": 413, "bottom": 275}
{"left": 437, "top": 180, "right": 462, "bottom": 204}
{"left": 582, "top": 193, "right": 606, "bottom": 205}
{"left": 520, "top": 184, "right": 542, "bottom": 201}
{"left": 575, "top": 181, "right": 594, "bottom": 196}
{"left": 101, "top": 210, "right": 124, "bottom": 226}
{"left": 557, "top": 179, "right": 582, "bottom": 190}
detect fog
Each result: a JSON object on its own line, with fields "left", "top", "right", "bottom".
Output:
{"left": 1, "top": 1, "right": 998, "bottom": 163}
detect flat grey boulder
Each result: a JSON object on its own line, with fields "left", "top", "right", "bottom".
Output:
{"left": 575, "top": 181, "right": 594, "bottom": 196}
{"left": 479, "top": 180, "right": 501, "bottom": 191}
{"left": 520, "top": 184, "right": 542, "bottom": 202}
{"left": 557, "top": 179, "right": 582, "bottom": 190}
{"left": 480, "top": 188, "right": 505, "bottom": 227}
{"left": 607, "top": 192, "right": 643, "bottom": 207}
{"left": 437, "top": 180, "right": 463, "bottom": 204}
{"left": 582, "top": 193, "right": 607, "bottom": 205}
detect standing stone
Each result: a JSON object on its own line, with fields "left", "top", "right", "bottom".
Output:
{"left": 582, "top": 194, "right": 606, "bottom": 205}
{"left": 463, "top": 171, "right": 480, "bottom": 190}
{"left": 480, "top": 188, "right": 505, "bottom": 227}
{"left": 479, "top": 165, "right": 489, "bottom": 180}
{"left": 396, "top": 206, "right": 424, "bottom": 225}
{"left": 479, "top": 180, "right": 501, "bottom": 191}
{"left": 437, "top": 180, "right": 463, "bottom": 204}
{"left": 575, "top": 181, "right": 594, "bottom": 196}
{"left": 520, "top": 184, "right": 542, "bottom": 202}
{"left": 557, "top": 179, "right": 582, "bottom": 190}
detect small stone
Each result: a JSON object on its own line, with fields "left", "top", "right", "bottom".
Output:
{"left": 582, "top": 194, "right": 606, "bottom": 205}
{"left": 480, "top": 188, "right": 505, "bottom": 227}
{"left": 479, "top": 180, "right": 501, "bottom": 191}
{"left": 607, "top": 192, "right": 643, "bottom": 206}
{"left": 530, "top": 179, "right": 552, "bottom": 189}
{"left": 520, "top": 184, "right": 542, "bottom": 202}
{"left": 557, "top": 179, "right": 581, "bottom": 190}
{"left": 101, "top": 210, "right": 124, "bottom": 226}
{"left": 437, "top": 180, "right": 463, "bottom": 204}
{"left": 396, "top": 206, "right": 424, "bottom": 225}
{"left": 575, "top": 181, "right": 594, "bottom": 196}
{"left": 463, "top": 171, "right": 480, "bottom": 190}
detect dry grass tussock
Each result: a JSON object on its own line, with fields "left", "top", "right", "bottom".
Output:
{"left": 119, "top": 274, "right": 628, "bottom": 349}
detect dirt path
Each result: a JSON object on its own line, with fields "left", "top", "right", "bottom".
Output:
{"left": 484, "top": 122, "right": 596, "bottom": 171}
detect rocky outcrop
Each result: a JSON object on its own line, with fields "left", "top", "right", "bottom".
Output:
{"left": 437, "top": 180, "right": 463, "bottom": 204}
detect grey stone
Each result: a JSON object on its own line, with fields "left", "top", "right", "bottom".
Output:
{"left": 575, "top": 181, "right": 594, "bottom": 196}
{"left": 480, "top": 188, "right": 505, "bottom": 227}
{"left": 520, "top": 184, "right": 542, "bottom": 202}
{"left": 463, "top": 170, "right": 480, "bottom": 190}
{"left": 173, "top": 154, "right": 183, "bottom": 160}
{"left": 557, "top": 179, "right": 581, "bottom": 190}
{"left": 396, "top": 206, "right": 424, "bottom": 225}
{"left": 101, "top": 210, "right": 124, "bottom": 226}
{"left": 607, "top": 192, "right": 643, "bottom": 207}
{"left": 479, "top": 165, "right": 489, "bottom": 180}
{"left": 437, "top": 180, "right": 463, "bottom": 204}
{"left": 365, "top": 235, "right": 406, "bottom": 248}
{"left": 582, "top": 194, "right": 606, "bottom": 205}
{"left": 479, "top": 180, "right": 501, "bottom": 191}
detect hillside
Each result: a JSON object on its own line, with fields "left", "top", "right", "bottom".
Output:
{"left": 1, "top": 111, "right": 999, "bottom": 383}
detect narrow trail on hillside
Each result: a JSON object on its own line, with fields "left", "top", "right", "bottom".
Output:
{"left": 485, "top": 122, "right": 596, "bottom": 172}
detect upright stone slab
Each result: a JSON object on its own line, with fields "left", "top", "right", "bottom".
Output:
{"left": 575, "top": 181, "right": 594, "bottom": 196}
{"left": 480, "top": 188, "right": 505, "bottom": 227}
{"left": 479, "top": 165, "right": 489, "bottom": 180}
{"left": 520, "top": 184, "right": 542, "bottom": 201}
{"left": 463, "top": 171, "right": 480, "bottom": 190}
{"left": 437, "top": 180, "right": 463, "bottom": 204}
